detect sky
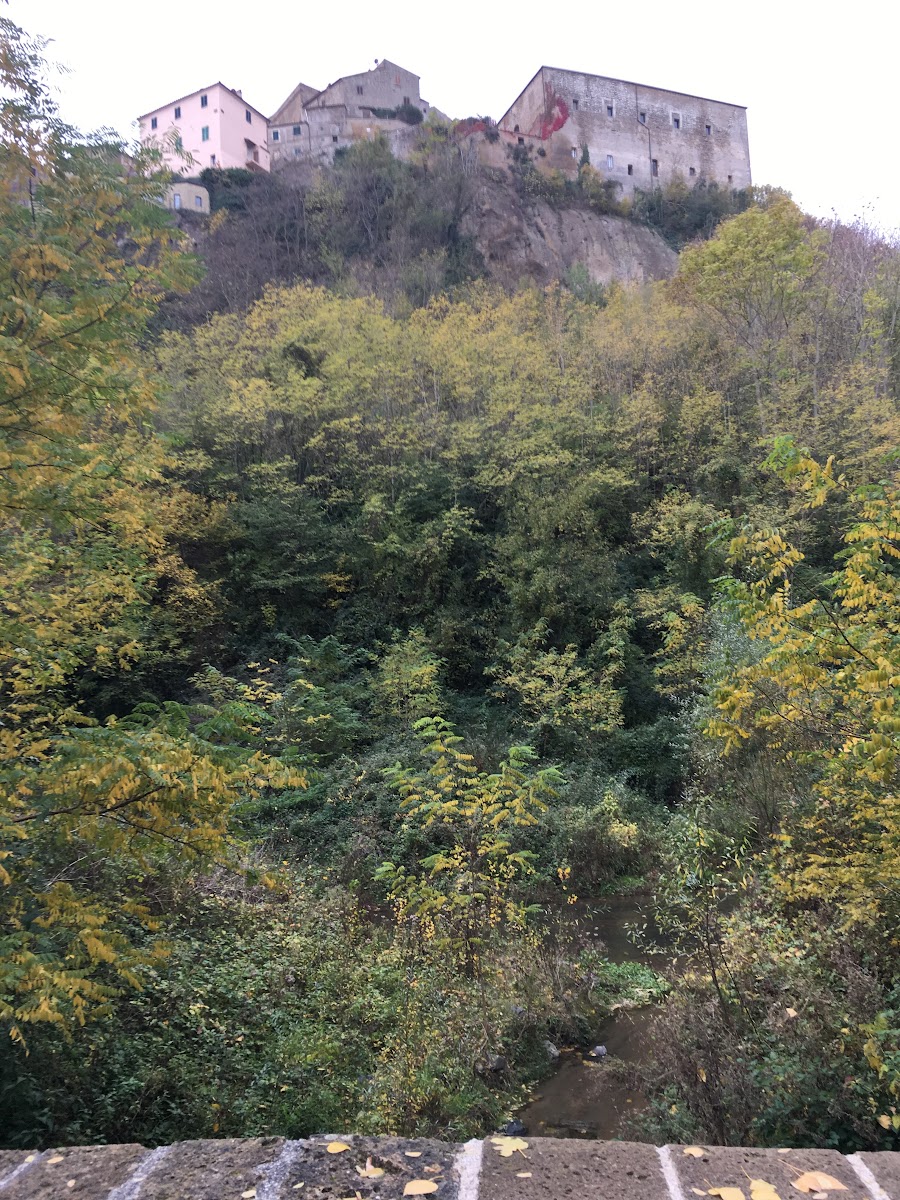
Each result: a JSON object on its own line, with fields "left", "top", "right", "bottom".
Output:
{"left": 9, "top": 0, "right": 900, "bottom": 233}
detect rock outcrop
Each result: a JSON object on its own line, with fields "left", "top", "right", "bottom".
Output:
{"left": 465, "top": 173, "right": 678, "bottom": 291}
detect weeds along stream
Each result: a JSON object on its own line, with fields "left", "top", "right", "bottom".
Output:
{"left": 518, "top": 895, "right": 672, "bottom": 1140}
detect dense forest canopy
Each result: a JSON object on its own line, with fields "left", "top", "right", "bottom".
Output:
{"left": 1, "top": 18, "right": 898, "bottom": 1152}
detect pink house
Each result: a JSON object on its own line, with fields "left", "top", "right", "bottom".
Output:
{"left": 138, "top": 83, "right": 270, "bottom": 174}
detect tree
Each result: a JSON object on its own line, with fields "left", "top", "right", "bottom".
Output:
{"left": 707, "top": 439, "right": 900, "bottom": 935}
{"left": 676, "top": 197, "right": 826, "bottom": 437}
{"left": 377, "top": 718, "right": 562, "bottom": 974}
{"left": 373, "top": 628, "right": 444, "bottom": 725}
{"left": 488, "top": 617, "right": 627, "bottom": 752}
{"left": 0, "top": 20, "right": 301, "bottom": 1042}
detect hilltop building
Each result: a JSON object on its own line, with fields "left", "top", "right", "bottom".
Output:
{"left": 162, "top": 181, "right": 210, "bottom": 213}
{"left": 138, "top": 83, "right": 270, "bottom": 174}
{"left": 269, "top": 60, "right": 430, "bottom": 163}
{"left": 498, "top": 67, "right": 750, "bottom": 194}
{"left": 137, "top": 62, "right": 751, "bottom": 192}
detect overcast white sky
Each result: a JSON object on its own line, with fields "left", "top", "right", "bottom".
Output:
{"left": 9, "top": 0, "right": 899, "bottom": 232}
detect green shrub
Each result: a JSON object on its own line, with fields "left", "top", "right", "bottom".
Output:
{"left": 634, "top": 907, "right": 900, "bottom": 1151}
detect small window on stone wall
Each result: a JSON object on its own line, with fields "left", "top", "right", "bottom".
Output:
{"left": 293, "top": 125, "right": 302, "bottom": 135}
{"left": 651, "top": 159, "right": 659, "bottom": 176}
{"left": 728, "top": 174, "right": 733, "bottom": 183}
{"left": 689, "top": 166, "right": 696, "bottom": 176}
{"left": 332, "top": 135, "right": 338, "bottom": 143}
{"left": 174, "top": 106, "right": 181, "bottom": 119}
{"left": 194, "top": 195, "right": 203, "bottom": 208}
{"left": 606, "top": 102, "right": 614, "bottom": 117}
{"left": 705, "top": 124, "right": 712, "bottom": 135}
{"left": 357, "top": 85, "right": 364, "bottom": 95}
{"left": 272, "top": 130, "right": 280, "bottom": 142}
{"left": 672, "top": 113, "right": 681, "bottom": 129}
{"left": 639, "top": 111, "right": 646, "bottom": 124}
{"left": 627, "top": 163, "right": 633, "bottom": 175}
{"left": 571, "top": 147, "right": 577, "bottom": 158}
{"left": 517, "top": 136, "right": 525, "bottom": 145}
{"left": 573, "top": 98, "right": 579, "bottom": 110}
{"left": 606, "top": 153, "right": 614, "bottom": 169}
{"left": 514, "top": 124, "right": 519, "bottom": 132}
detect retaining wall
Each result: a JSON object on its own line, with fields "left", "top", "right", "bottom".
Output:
{"left": 0, "top": 1136, "right": 897, "bottom": 1199}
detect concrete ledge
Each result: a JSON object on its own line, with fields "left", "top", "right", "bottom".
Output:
{"left": 666, "top": 1144, "right": 879, "bottom": 1199}
{"left": 0, "top": 1136, "right": 896, "bottom": 1199}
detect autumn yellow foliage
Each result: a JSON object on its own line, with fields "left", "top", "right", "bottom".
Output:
{"left": 708, "top": 441, "right": 900, "bottom": 934}
{"left": 0, "top": 19, "right": 302, "bottom": 1040}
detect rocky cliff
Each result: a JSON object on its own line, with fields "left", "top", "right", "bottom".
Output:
{"left": 464, "top": 172, "right": 678, "bottom": 290}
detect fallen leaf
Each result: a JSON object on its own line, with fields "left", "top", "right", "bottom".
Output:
{"left": 47, "top": 1156, "right": 64, "bottom": 1165}
{"left": 697, "top": 1067, "right": 708, "bottom": 1083}
{"left": 708, "top": 1189, "right": 745, "bottom": 1200}
{"left": 326, "top": 1142, "right": 351, "bottom": 1155}
{"left": 516, "top": 1171, "right": 532, "bottom": 1178}
{"left": 777, "top": 1149, "right": 792, "bottom": 1154}
{"left": 877, "top": 1114, "right": 891, "bottom": 1130}
{"left": 785, "top": 1008, "right": 798, "bottom": 1019}
{"left": 67, "top": 1183, "right": 76, "bottom": 1191}
{"left": 292, "top": 1185, "right": 305, "bottom": 1191}
{"left": 423, "top": 1165, "right": 440, "bottom": 1175}
{"left": 683, "top": 1146, "right": 707, "bottom": 1157}
{"left": 750, "top": 1180, "right": 781, "bottom": 1200}
{"left": 791, "top": 1172, "right": 847, "bottom": 1194}
{"left": 404, "top": 1151, "right": 423, "bottom": 1158}
{"left": 691, "top": 1191, "right": 706, "bottom": 1197}
{"left": 24, "top": 1156, "right": 36, "bottom": 1164}
{"left": 403, "top": 1182, "right": 438, "bottom": 1196}
{"left": 241, "top": 1190, "right": 257, "bottom": 1199}
{"left": 356, "top": 1158, "right": 384, "bottom": 1180}
{"left": 491, "top": 1136, "right": 529, "bottom": 1157}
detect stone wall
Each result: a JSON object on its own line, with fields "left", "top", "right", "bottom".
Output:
{"left": 499, "top": 67, "right": 751, "bottom": 196}
{"left": 272, "top": 60, "right": 430, "bottom": 164}
{"left": 1, "top": 1137, "right": 895, "bottom": 1200}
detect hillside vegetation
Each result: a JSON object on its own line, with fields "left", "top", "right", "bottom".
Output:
{"left": 1, "top": 19, "right": 898, "bottom": 1152}
{"left": 160, "top": 131, "right": 748, "bottom": 322}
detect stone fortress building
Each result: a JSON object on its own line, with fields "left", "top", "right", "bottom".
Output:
{"left": 138, "top": 62, "right": 750, "bottom": 195}
{"left": 498, "top": 66, "right": 751, "bottom": 195}
{"left": 269, "top": 60, "right": 431, "bottom": 163}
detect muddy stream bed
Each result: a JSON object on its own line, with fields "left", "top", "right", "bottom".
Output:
{"left": 516, "top": 895, "right": 668, "bottom": 1141}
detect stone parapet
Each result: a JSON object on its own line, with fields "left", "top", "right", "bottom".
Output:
{"left": 0, "top": 1136, "right": 896, "bottom": 1199}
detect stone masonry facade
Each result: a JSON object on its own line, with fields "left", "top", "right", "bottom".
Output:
{"left": 139, "top": 62, "right": 751, "bottom": 187}
{"left": 0, "top": 1136, "right": 896, "bottom": 1200}
{"left": 269, "top": 60, "right": 430, "bottom": 164}
{"left": 498, "top": 66, "right": 751, "bottom": 196}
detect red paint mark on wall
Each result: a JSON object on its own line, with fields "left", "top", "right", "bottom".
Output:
{"left": 539, "top": 81, "right": 569, "bottom": 139}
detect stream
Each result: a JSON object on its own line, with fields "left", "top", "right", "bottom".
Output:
{"left": 517, "top": 895, "right": 667, "bottom": 1141}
